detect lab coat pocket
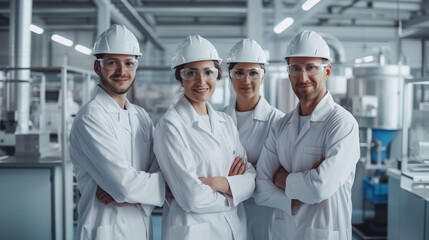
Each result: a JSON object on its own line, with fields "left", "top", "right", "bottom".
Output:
{"left": 167, "top": 222, "right": 212, "bottom": 240}
{"left": 304, "top": 227, "right": 339, "bottom": 240}
{"left": 303, "top": 146, "right": 325, "bottom": 168}
{"left": 304, "top": 146, "right": 324, "bottom": 155}
{"left": 82, "top": 222, "right": 128, "bottom": 240}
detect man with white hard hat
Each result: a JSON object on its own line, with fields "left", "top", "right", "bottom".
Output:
{"left": 70, "top": 24, "right": 165, "bottom": 240}
{"left": 254, "top": 30, "right": 360, "bottom": 239}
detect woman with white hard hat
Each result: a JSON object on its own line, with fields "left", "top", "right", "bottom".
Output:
{"left": 223, "top": 39, "right": 285, "bottom": 240}
{"left": 70, "top": 24, "right": 165, "bottom": 240}
{"left": 154, "top": 35, "right": 256, "bottom": 240}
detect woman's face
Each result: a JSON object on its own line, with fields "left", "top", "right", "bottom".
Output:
{"left": 230, "top": 63, "right": 265, "bottom": 101}
{"left": 180, "top": 60, "right": 217, "bottom": 108}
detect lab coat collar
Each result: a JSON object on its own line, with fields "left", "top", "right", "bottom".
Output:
{"left": 309, "top": 91, "right": 335, "bottom": 122}
{"left": 93, "top": 86, "right": 137, "bottom": 114}
{"left": 290, "top": 91, "right": 335, "bottom": 143}
{"left": 175, "top": 95, "right": 226, "bottom": 125}
{"left": 253, "top": 96, "right": 272, "bottom": 121}
{"left": 224, "top": 96, "right": 271, "bottom": 125}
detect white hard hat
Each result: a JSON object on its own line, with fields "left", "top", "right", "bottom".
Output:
{"left": 93, "top": 24, "right": 142, "bottom": 57}
{"left": 171, "top": 35, "right": 222, "bottom": 70}
{"left": 226, "top": 39, "right": 268, "bottom": 64}
{"left": 284, "top": 30, "right": 332, "bottom": 62}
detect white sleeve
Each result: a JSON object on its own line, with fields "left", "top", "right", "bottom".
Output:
{"left": 139, "top": 117, "right": 166, "bottom": 215}
{"left": 225, "top": 132, "right": 256, "bottom": 206}
{"left": 254, "top": 123, "right": 293, "bottom": 216}
{"left": 285, "top": 117, "right": 360, "bottom": 204}
{"left": 70, "top": 113, "right": 165, "bottom": 207}
{"left": 154, "top": 120, "right": 232, "bottom": 214}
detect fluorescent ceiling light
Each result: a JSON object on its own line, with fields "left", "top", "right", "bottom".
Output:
{"left": 29, "top": 24, "right": 44, "bottom": 34}
{"left": 51, "top": 34, "right": 73, "bottom": 47}
{"left": 74, "top": 44, "right": 92, "bottom": 55}
{"left": 354, "top": 58, "right": 363, "bottom": 64}
{"left": 274, "top": 17, "right": 294, "bottom": 34}
{"left": 302, "top": 0, "right": 320, "bottom": 11}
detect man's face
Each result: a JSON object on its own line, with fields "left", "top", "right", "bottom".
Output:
{"left": 287, "top": 57, "right": 331, "bottom": 102}
{"left": 94, "top": 54, "right": 138, "bottom": 96}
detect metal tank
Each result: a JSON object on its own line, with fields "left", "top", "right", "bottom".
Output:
{"left": 347, "top": 65, "right": 411, "bottom": 130}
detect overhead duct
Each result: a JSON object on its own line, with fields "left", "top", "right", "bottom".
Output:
{"left": 319, "top": 32, "right": 348, "bottom": 99}
{"left": 7, "top": 0, "right": 32, "bottom": 133}
{"left": 319, "top": 32, "right": 346, "bottom": 64}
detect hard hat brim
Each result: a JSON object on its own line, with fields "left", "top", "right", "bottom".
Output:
{"left": 284, "top": 54, "right": 332, "bottom": 63}
{"left": 92, "top": 51, "right": 142, "bottom": 57}
{"left": 171, "top": 58, "right": 222, "bottom": 70}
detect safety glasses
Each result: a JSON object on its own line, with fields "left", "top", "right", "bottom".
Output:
{"left": 97, "top": 58, "right": 138, "bottom": 71}
{"left": 286, "top": 63, "right": 328, "bottom": 76}
{"left": 229, "top": 68, "right": 265, "bottom": 81}
{"left": 180, "top": 67, "right": 219, "bottom": 81}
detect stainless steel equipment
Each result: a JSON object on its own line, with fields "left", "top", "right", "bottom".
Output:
{"left": 348, "top": 65, "right": 411, "bottom": 130}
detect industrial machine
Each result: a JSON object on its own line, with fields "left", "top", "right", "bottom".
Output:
{"left": 348, "top": 63, "right": 412, "bottom": 239}
{"left": 348, "top": 64, "right": 411, "bottom": 166}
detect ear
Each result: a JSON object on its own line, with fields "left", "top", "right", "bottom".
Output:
{"left": 94, "top": 60, "right": 101, "bottom": 76}
{"left": 261, "top": 75, "right": 265, "bottom": 85}
{"left": 325, "top": 64, "right": 332, "bottom": 79}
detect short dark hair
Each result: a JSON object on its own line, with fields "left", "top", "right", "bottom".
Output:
{"left": 174, "top": 60, "right": 222, "bottom": 82}
{"left": 227, "top": 63, "right": 266, "bottom": 78}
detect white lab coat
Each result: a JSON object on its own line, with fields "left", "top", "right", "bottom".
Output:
{"left": 254, "top": 92, "right": 360, "bottom": 240}
{"left": 70, "top": 87, "right": 165, "bottom": 240}
{"left": 224, "top": 96, "right": 284, "bottom": 240}
{"left": 154, "top": 95, "right": 256, "bottom": 240}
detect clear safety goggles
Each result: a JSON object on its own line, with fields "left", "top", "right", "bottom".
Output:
{"left": 229, "top": 68, "right": 265, "bottom": 81}
{"left": 180, "top": 67, "right": 219, "bottom": 81}
{"left": 97, "top": 58, "right": 138, "bottom": 71}
{"left": 286, "top": 63, "right": 328, "bottom": 76}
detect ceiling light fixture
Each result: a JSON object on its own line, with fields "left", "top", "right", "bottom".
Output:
{"left": 29, "top": 24, "right": 44, "bottom": 34}
{"left": 302, "top": 0, "right": 321, "bottom": 11}
{"left": 51, "top": 34, "right": 73, "bottom": 47}
{"left": 274, "top": 17, "right": 294, "bottom": 34}
{"left": 74, "top": 44, "right": 92, "bottom": 55}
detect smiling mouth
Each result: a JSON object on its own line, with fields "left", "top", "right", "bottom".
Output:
{"left": 193, "top": 88, "right": 208, "bottom": 93}
{"left": 240, "top": 87, "right": 252, "bottom": 91}
{"left": 298, "top": 84, "right": 312, "bottom": 88}
{"left": 111, "top": 78, "right": 129, "bottom": 82}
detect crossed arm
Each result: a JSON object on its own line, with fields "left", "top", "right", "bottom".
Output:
{"left": 273, "top": 156, "right": 325, "bottom": 208}
{"left": 199, "top": 156, "right": 246, "bottom": 196}
{"left": 97, "top": 156, "right": 246, "bottom": 205}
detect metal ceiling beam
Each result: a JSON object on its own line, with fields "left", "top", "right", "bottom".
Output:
{"left": 316, "top": 12, "right": 412, "bottom": 20}
{"left": 92, "top": 0, "right": 143, "bottom": 40}
{"left": 112, "top": 0, "right": 164, "bottom": 51}
{"left": 135, "top": 6, "right": 247, "bottom": 16}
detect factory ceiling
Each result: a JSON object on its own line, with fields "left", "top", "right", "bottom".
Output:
{"left": 0, "top": 0, "right": 428, "bottom": 46}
